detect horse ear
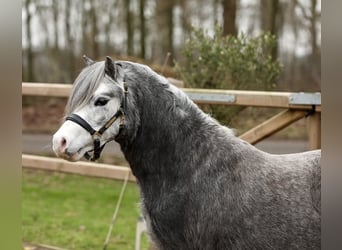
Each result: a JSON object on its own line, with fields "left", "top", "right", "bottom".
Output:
{"left": 82, "top": 55, "right": 95, "bottom": 66}
{"left": 105, "top": 56, "right": 123, "bottom": 82}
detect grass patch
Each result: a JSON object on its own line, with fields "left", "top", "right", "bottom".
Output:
{"left": 22, "top": 169, "right": 150, "bottom": 249}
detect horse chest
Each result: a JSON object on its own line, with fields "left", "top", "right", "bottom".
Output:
{"left": 138, "top": 179, "right": 194, "bottom": 244}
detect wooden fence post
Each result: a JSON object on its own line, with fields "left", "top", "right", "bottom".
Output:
{"left": 307, "top": 112, "right": 321, "bottom": 150}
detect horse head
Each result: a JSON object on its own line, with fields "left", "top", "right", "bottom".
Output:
{"left": 52, "top": 56, "right": 126, "bottom": 161}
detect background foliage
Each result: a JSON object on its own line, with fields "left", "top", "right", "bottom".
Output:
{"left": 176, "top": 26, "right": 281, "bottom": 91}
{"left": 175, "top": 25, "right": 282, "bottom": 124}
{"left": 22, "top": 0, "right": 321, "bottom": 92}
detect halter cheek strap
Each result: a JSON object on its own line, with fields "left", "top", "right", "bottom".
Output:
{"left": 65, "top": 83, "right": 128, "bottom": 161}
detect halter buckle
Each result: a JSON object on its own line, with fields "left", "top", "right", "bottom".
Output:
{"left": 93, "top": 131, "right": 102, "bottom": 139}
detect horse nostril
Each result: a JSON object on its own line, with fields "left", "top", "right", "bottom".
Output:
{"left": 59, "top": 137, "right": 68, "bottom": 154}
{"left": 61, "top": 137, "right": 67, "bottom": 147}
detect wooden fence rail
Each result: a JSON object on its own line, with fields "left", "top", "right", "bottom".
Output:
{"left": 22, "top": 154, "right": 135, "bottom": 182}
{"left": 22, "top": 82, "right": 321, "bottom": 148}
{"left": 22, "top": 82, "right": 321, "bottom": 111}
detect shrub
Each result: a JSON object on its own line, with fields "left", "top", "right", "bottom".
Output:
{"left": 174, "top": 25, "right": 282, "bottom": 125}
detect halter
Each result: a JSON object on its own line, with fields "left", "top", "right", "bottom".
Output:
{"left": 65, "top": 83, "right": 128, "bottom": 161}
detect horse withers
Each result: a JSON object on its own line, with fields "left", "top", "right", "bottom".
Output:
{"left": 53, "top": 56, "right": 321, "bottom": 250}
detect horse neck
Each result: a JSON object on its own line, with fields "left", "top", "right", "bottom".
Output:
{"left": 120, "top": 79, "right": 217, "bottom": 179}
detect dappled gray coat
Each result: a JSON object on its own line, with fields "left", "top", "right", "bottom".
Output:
{"left": 64, "top": 59, "right": 321, "bottom": 250}
{"left": 111, "top": 61, "right": 321, "bottom": 250}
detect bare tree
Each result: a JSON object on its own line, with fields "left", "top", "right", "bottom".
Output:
{"left": 24, "top": 0, "right": 34, "bottom": 82}
{"left": 213, "top": 0, "right": 221, "bottom": 25}
{"left": 222, "top": 0, "right": 237, "bottom": 36}
{"left": 179, "top": 0, "right": 191, "bottom": 41}
{"left": 294, "top": 0, "right": 321, "bottom": 89}
{"left": 104, "top": 1, "right": 120, "bottom": 55}
{"left": 284, "top": 0, "right": 299, "bottom": 90}
{"left": 139, "top": 0, "right": 146, "bottom": 59}
{"left": 81, "top": 0, "right": 88, "bottom": 55}
{"left": 125, "top": 0, "right": 134, "bottom": 56}
{"left": 154, "top": 0, "right": 175, "bottom": 64}
{"left": 80, "top": 0, "right": 99, "bottom": 59}
{"left": 309, "top": 0, "right": 320, "bottom": 88}
{"left": 65, "top": 0, "right": 75, "bottom": 79}
{"left": 52, "top": 1, "right": 59, "bottom": 51}
{"left": 89, "top": 0, "right": 99, "bottom": 59}
{"left": 260, "top": 0, "right": 280, "bottom": 59}
{"left": 295, "top": 0, "right": 320, "bottom": 57}
{"left": 310, "top": 0, "right": 319, "bottom": 57}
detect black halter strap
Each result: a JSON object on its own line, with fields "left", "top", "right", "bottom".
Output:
{"left": 66, "top": 114, "right": 96, "bottom": 135}
{"left": 65, "top": 83, "right": 128, "bottom": 161}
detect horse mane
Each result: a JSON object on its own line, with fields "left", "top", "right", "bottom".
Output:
{"left": 65, "top": 61, "right": 106, "bottom": 116}
{"left": 120, "top": 60, "right": 233, "bottom": 130}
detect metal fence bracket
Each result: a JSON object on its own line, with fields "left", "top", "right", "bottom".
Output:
{"left": 185, "top": 92, "right": 236, "bottom": 104}
{"left": 289, "top": 92, "right": 321, "bottom": 105}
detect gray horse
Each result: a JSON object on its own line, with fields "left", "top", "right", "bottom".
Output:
{"left": 52, "top": 56, "right": 321, "bottom": 250}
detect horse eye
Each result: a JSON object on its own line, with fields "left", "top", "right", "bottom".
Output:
{"left": 94, "top": 97, "right": 109, "bottom": 106}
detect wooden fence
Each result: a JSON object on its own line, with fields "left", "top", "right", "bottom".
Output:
{"left": 22, "top": 82, "right": 321, "bottom": 180}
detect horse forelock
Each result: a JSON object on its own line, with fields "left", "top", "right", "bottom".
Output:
{"left": 65, "top": 61, "right": 106, "bottom": 116}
